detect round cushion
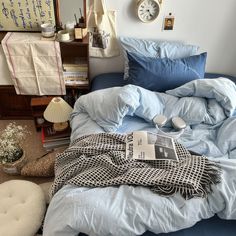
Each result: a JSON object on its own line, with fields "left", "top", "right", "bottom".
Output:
{"left": 0, "top": 180, "right": 46, "bottom": 236}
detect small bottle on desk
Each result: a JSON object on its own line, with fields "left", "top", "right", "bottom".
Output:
{"left": 74, "top": 11, "right": 87, "bottom": 41}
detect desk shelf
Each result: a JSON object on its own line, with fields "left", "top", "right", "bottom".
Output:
{"left": 30, "top": 97, "right": 54, "bottom": 131}
{"left": 60, "top": 34, "right": 90, "bottom": 91}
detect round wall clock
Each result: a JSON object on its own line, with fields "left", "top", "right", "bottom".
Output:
{"left": 137, "top": 0, "right": 161, "bottom": 23}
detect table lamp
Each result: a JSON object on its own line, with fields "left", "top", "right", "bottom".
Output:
{"left": 43, "top": 97, "right": 73, "bottom": 131}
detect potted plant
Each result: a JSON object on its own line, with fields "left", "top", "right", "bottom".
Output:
{"left": 0, "top": 122, "right": 30, "bottom": 175}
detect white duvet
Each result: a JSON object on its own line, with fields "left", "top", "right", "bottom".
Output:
{"left": 43, "top": 78, "right": 236, "bottom": 236}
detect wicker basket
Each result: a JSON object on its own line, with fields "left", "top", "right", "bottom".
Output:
{"left": 2, "top": 151, "right": 27, "bottom": 175}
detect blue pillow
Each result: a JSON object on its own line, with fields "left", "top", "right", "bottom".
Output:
{"left": 119, "top": 36, "right": 199, "bottom": 80}
{"left": 127, "top": 52, "right": 207, "bottom": 92}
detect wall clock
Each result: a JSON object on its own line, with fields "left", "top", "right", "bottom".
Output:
{"left": 137, "top": 0, "right": 161, "bottom": 23}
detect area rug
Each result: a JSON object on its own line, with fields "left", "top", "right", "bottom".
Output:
{"left": 0, "top": 120, "right": 54, "bottom": 184}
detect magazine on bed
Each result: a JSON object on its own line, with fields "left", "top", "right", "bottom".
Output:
{"left": 126, "top": 131, "right": 178, "bottom": 161}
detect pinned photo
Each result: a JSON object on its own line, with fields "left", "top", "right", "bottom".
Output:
{"left": 163, "top": 15, "right": 175, "bottom": 31}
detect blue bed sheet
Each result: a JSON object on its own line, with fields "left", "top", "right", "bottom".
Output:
{"left": 144, "top": 215, "right": 236, "bottom": 236}
{"left": 91, "top": 72, "right": 236, "bottom": 91}
{"left": 88, "top": 72, "right": 236, "bottom": 236}
{"left": 79, "top": 215, "right": 235, "bottom": 236}
{"left": 91, "top": 73, "right": 126, "bottom": 91}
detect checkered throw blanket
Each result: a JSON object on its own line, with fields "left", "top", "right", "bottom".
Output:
{"left": 51, "top": 133, "right": 221, "bottom": 199}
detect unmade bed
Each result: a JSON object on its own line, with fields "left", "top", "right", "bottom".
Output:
{"left": 43, "top": 72, "right": 236, "bottom": 236}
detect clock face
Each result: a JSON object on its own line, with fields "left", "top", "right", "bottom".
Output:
{"left": 137, "top": 0, "right": 160, "bottom": 23}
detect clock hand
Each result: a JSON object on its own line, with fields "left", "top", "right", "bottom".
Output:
{"left": 146, "top": 9, "right": 154, "bottom": 16}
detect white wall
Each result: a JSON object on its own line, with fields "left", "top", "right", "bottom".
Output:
{"left": 60, "top": 0, "right": 84, "bottom": 26}
{"left": 1, "top": 0, "right": 236, "bottom": 85}
{"left": 90, "top": 0, "right": 236, "bottom": 78}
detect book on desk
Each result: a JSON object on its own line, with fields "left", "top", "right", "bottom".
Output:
{"left": 41, "top": 126, "right": 71, "bottom": 150}
{"left": 62, "top": 57, "right": 89, "bottom": 86}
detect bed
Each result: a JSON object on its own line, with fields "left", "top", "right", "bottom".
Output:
{"left": 43, "top": 37, "right": 236, "bottom": 236}
{"left": 43, "top": 72, "right": 236, "bottom": 236}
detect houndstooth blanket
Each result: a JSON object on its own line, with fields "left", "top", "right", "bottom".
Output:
{"left": 51, "top": 133, "right": 221, "bottom": 199}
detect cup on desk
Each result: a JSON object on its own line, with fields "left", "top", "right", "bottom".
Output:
{"left": 41, "top": 23, "right": 55, "bottom": 38}
{"left": 65, "top": 22, "right": 75, "bottom": 40}
{"left": 57, "top": 30, "right": 70, "bottom": 42}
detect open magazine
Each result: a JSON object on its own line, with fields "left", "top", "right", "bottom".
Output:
{"left": 126, "top": 131, "right": 179, "bottom": 161}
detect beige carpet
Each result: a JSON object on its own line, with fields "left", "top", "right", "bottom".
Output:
{"left": 0, "top": 120, "right": 54, "bottom": 184}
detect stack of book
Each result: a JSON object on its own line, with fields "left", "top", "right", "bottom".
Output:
{"left": 62, "top": 57, "right": 89, "bottom": 86}
{"left": 41, "top": 126, "right": 71, "bottom": 151}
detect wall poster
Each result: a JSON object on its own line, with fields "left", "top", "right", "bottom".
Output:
{"left": 0, "top": 0, "right": 56, "bottom": 31}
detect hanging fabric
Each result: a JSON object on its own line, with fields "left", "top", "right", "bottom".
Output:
{"left": 2, "top": 32, "right": 65, "bottom": 96}
{"left": 87, "top": 0, "right": 120, "bottom": 58}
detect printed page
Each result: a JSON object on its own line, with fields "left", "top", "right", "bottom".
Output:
{"left": 126, "top": 131, "right": 178, "bottom": 161}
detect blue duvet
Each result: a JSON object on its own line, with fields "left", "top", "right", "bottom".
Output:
{"left": 43, "top": 78, "right": 236, "bottom": 236}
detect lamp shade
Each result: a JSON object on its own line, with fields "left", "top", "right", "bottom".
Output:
{"left": 43, "top": 97, "right": 73, "bottom": 123}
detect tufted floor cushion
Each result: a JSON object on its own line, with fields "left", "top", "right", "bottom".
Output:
{"left": 0, "top": 180, "right": 46, "bottom": 236}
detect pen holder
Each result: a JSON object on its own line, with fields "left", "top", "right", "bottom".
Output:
{"left": 74, "top": 27, "right": 87, "bottom": 41}
{"left": 78, "top": 16, "right": 86, "bottom": 28}
{"left": 65, "top": 22, "right": 75, "bottom": 40}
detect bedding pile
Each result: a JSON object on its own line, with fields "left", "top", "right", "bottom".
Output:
{"left": 51, "top": 133, "right": 221, "bottom": 199}
{"left": 70, "top": 78, "right": 236, "bottom": 158}
{"left": 43, "top": 78, "right": 236, "bottom": 236}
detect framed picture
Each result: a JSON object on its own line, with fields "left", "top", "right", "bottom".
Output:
{"left": 0, "top": 0, "right": 56, "bottom": 31}
{"left": 163, "top": 16, "right": 175, "bottom": 31}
